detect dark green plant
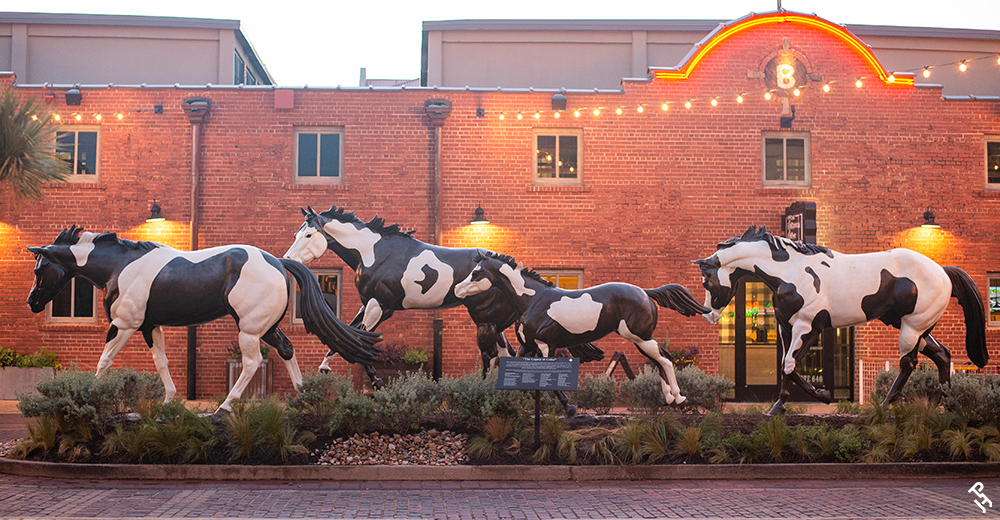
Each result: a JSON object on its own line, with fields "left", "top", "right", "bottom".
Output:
{"left": 0, "top": 346, "right": 18, "bottom": 367}
{"left": 571, "top": 373, "right": 618, "bottom": 414}
{"left": 618, "top": 366, "right": 668, "bottom": 414}
{"left": 373, "top": 371, "right": 442, "bottom": 434}
{"left": 329, "top": 391, "right": 377, "bottom": 435}
{"left": 532, "top": 415, "right": 577, "bottom": 464}
{"left": 16, "top": 348, "right": 59, "bottom": 368}
{"left": 440, "top": 371, "right": 500, "bottom": 425}
{"left": 0, "top": 87, "right": 71, "bottom": 201}
{"left": 942, "top": 372, "right": 1000, "bottom": 426}
{"left": 674, "top": 366, "right": 733, "bottom": 412}
{"left": 222, "top": 396, "right": 314, "bottom": 464}
{"left": 402, "top": 347, "right": 429, "bottom": 365}
{"left": 467, "top": 416, "right": 519, "bottom": 462}
{"left": 871, "top": 367, "right": 942, "bottom": 404}
{"left": 835, "top": 399, "right": 861, "bottom": 414}
{"left": 101, "top": 399, "right": 218, "bottom": 464}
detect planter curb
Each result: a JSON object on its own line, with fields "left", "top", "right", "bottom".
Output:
{"left": 2, "top": 458, "right": 998, "bottom": 481}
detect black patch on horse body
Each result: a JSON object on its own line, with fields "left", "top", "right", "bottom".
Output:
{"left": 821, "top": 261, "right": 830, "bottom": 268}
{"left": 106, "top": 325, "right": 119, "bottom": 343}
{"left": 861, "top": 269, "right": 918, "bottom": 328}
{"left": 718, "top": 226, "right": 834, "bottom": 262}
{"left": 143, "top": 248, "right": 250, "bottom": 327}
{"left": 804, "top": 266, "right": 820, "bottom": 293}
{"left": 417, "top": 264, "right": 439, "bottom": 294}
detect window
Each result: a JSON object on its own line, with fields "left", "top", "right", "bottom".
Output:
{"left": 762, "top": 131, "right": 810, "bottom": 187}
{"left": 234, "top": 51, "right": 246, "bottom": 85}
{"left": 533, "top": 129, "right": 582, "bottom": 185}
{"left": 56, "top": 128, "right": 99, "bottom": 180}
{"left": 246, "top": 68, "right": 257, "bottom": 86}
{"left": 536, "top": 269, "right": 583, "bottom": 290}
{"left": 986, "top": 138, "right": 1000, "bottom": 187}
{"left": 291, "top": 269, "right": 341, "bottom": 325}
{"left": 47, "top": 278, "right": 97, "bottom": 324}
{"left": 294, "top": 127, "right": 343, "bottom": 184}
{"left": 990, "top": 273, "right": 1000, "bottom": 328}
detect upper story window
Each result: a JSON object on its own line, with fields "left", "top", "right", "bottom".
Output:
{"left": 533, "top": 129, "right": 582, "bottom": 186}
{"left": 294, "top": 127, "right": 343, "bottom": 184}
{"left": 56, "top": 127, "right": 99, "bottom": 181}
{"left": 762, "top": 131, "right": 810, "bottom": 187}
{"left": 986, "top": 137, "right": 1000, "bottom": 188}
{"left": 48, "top": 278, "right": 97, "bottom": 324}
{"left": 234, "top": 51, "right": 246, "bottom": 84}
{"left": 291, "top": 269, "right": 341, "bottom": 325}
{"left": 989, "top": 273, "right": 1000, "bottom": 328}
{"left": 536, "top": 269, "right": 583, "bottom": 290}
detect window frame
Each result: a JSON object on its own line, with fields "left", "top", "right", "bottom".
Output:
{"left": 761, "top": 131, "right": 810, "bottom": 188}
{"left": 532, "top": 128, "right": 583, "bottom": 186}
{"left": 989, "top": 272, "right": 1000, "bottom": 328}
{"left": 46, "top": 277, "right": 98, "bottom": 325}
{"left": 234, "top": 51, "right": 246, "bottom": 85}
{"left": 535, "top": 269, "right": 584, "bottom": 290}
{"left": 56, "top": 126, "right": 100, "bottom": 182}
{"left": 985, "top": 136, "right": 1000, "bottom": 189}
{"left": 290, "top": 268, "right": 342, "bottom": 326}
{"left": 293, "top": 127, "right": 344, "bottom": 185}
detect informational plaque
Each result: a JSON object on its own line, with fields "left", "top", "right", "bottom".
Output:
{"left": 497, "top": 357, "right": 579, "bottom": 391}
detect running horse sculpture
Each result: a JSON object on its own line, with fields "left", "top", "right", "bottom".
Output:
{"left": 694, "top": 226, "right": 988, "bottom": 415}
{"left": 455, "top": 251, "right": 710, "bottom": 406}
{"left": 283, "top": 206, "right": 605, "bottom": 381}
{"left": 26, "top": 226, "right": 382, "bottom": 415}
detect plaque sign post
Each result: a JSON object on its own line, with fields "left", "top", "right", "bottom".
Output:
{"left": 497, "top": 357, "right": 580, "bottom": 446}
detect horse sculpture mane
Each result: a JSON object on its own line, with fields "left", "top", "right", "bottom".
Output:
{"left": 316, "top": 205, "right": 416, "bottom": 239}
{"left": 719, "top": 225, "right": 833, "bottom": 258}
{"left": 476, "top": 250, "right": 555, "bottom": 288}
{"left": 51, "top": 225, "right": 162, "bottom": 252}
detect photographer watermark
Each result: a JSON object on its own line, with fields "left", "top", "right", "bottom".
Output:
{"left": 970, "top": 482, "right": 993, "bottom": 513}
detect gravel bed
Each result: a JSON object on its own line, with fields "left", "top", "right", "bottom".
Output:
{"left": 312, "top": 429, "right": 468, "bottom": 466}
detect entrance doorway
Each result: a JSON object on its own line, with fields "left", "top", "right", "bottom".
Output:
{"left": 717, "top": 279, "right": 854, "bottom": 402}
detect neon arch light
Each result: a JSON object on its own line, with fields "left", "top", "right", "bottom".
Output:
{"left": 651, "top": 11, "right": 913, "bottom": 87}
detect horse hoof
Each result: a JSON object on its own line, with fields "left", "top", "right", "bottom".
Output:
{"left": 372, "top": 377, "right": 384, "bottom": 390}
{"left": 664, "top": 394, "right": 675, "bottom": 405}
{"left": 816, "top": 388, "right": 834, "bottom": 404}
{"left": 564, "top": 404, "right": 577, "bottom": 418}
{"left": 765, "top": 402, "right": 786, "bottom": 416}
{"left": 209, "top": 408, "right": 231, "bottom": 424}
{"left": 674, "top": 395, "right": 687, "bottom": 406}
{"left": 318, "top": 368, "right": 330, "bottom": 374}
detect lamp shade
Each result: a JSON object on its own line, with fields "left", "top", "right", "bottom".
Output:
{"left": 147, "top": 202, "right": 165, "bottom": 222}
{"left": 471, "top": 205, "right": 489, "bottom": 224}
{"left": 921, "top": 209, "right": 939, "bottom": 228}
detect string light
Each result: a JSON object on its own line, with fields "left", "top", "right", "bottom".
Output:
{"left": 887, "top": 75, "right": 895, "bottom": 83}
{"left": 74, "top": 113, "right": 82, "bottom": 121}
{"left": 710, "top": 98, "right": 718, "bottom": 106}
{"left": 31, "top": 114, "right": 38, "bottom": 121}
{"left": 636, "top": 105, "right": 644, "bottom": 113}
{"left": 684, "top": 100, "right": 692, "bottom": 109}
{"left": 516, "top": 112, "right": 523, "bottom": 120}
{"left": 855, "top": 78, "right": 864, "bottom": 88}
{"left": 736, "top": 95, "right": 744, "bottom": 103}
{"left": 997, "top": 55, "right": 1000, "bottom": 65}
{"left": 615, "top": 106, "right": 623, "bottom": 115}
{"left": 533, "top": 112, "right": 540, "bottom": 119}
{"left": 823, "top": 84, "right": 831, "bottom": 92}
{"left": 793, "top": 88, "right": 801, "bottom": 96}
{"left": 959, "top": 60, "right": 968, "bottom": 72}
{"left": 573, "top": 110, "right": 581, "bottom": 117}
{"left": 661, "top": 103, "right": 668, "bottom": 111}
{"left": 593, "top": 108, "right": 600, "bottom": 116}
{"left": 923, "top": 67, "right": 931, "bottom": 78}
{"left": 764, "top": 92, "right": 772, "bottom": 100}
{"left": 115, "top": 112, "right": 124, "bottom": 120}
{"left": 499, "top": 113, "right": 505, "bottom": 120}
{"left": 53, "top": 114, "right": 61, "bottom": 121}
{"left": 553, "top": 111, "right": 560, "bottom": 118}
{"left": 94, "top": 113, "right": 102, "bottom": 121}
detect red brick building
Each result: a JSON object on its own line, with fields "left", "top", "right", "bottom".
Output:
{"left": 2, "top": 12, "right": 998, "bottom": 402}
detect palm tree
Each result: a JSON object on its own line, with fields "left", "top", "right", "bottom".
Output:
{"left": 0, "top": 87, "right": 70, "bottom": 200}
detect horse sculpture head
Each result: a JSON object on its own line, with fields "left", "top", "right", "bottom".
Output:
{"left": 693, "top": 225, "right": 774, "bottom": 323}
{"left": 455, "top": 250, "right": 540, "bottom": 299}
{"left": 284, "top": 206, "right": 331, "bottom": 263}
{"left": 25, "top": 225, "right": 87, "bottom": 313}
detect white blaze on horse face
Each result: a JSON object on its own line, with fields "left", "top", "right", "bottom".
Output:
{"left": 323, "top": 220, "right": 380, "bottom": 268}
{"left": 70, "top": 232, "right": 97, "bottom": 266}
{"left": 499, "top": 263, "right": 535, "bottom": 297}
{"left": 284, "top": 225, "right": 327, "bottom": 263}
{"left": 401, "top": 250, "right": 454, "bottom": 308}
{"left": 546, "top": 293, "right": 602, "bottom": 334}
{"left": 454, "top": 270, "right": 490, "bottom": 298}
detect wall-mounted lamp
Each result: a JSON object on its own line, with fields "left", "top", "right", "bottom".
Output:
{"left": 921, "top": 208, "right": 939, "bottom": 228}
{"left": 551, "top": 94, "right": 567, "bottom": 111}
{"left": 65, "top": 88, "right": 82, "bottom": 106}
{"left": 780, "top": 105, "right": 796, "bottom": 128}
{"left": 147, "top": 201, "right": 165, "bottom": 222}
{"left": 471, "top": 204, "right": 489, "bottom": 224}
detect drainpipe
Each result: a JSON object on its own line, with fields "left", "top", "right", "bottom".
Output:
{"left": 423, "top": 99, "right": 451, "bottom": 382}
{"left": 182, "top": 97, "right": 211, "bottom": 400}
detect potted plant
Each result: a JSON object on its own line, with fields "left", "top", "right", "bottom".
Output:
{"left": 225, "top": 341, "right": 272, "bottom": 399}
{"left": 0, "top": 347, "right": 59, "bottom": 399}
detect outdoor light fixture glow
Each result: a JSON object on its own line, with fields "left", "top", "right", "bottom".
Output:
{"left": 116, "top": 112, "right": 124, "bottom": 120}
{"left": 94, "top": 113, "right": 102, "bottom": 121}
{"left": 615, "top": 107, "right": 623, "bottom": 115}
{"left": 764, "top": 92, "right": 772, "bottom": 100}
{"left": 516, "top": 112, "right": 523, "bottom": 120}
{"left": 636, "top": 105, "right": 644, "bottom": 113}
{"left": 823, "top": 84, "right": 831, "bottom": 92}
{"left": 53, "top": 114, "right": 61, "bottom": 121}
{"left": 661, "top": 103, "right": 668, "bottom": 111}
{"left": 147, "top": 201, "right": 165, "bottom": 223}
{"left": 793, "top": 88, "right": 801, "bottom": 96}
{"left": 921, "top": 208, "right": 940, "bottom": 229}
{"left": 573, "top": 110, "right": 581, "bottom": 117}
{"left": 533, "top": 112, "right": 540, "bottom": 119}
{"left": 959, "top": 61, "right": 968, "bottom": 72}
{"left": 471, "top": 204, "right": 489, "bottom": 224}
{"left": 923, "top": 67, "right": 931, "bottom": 78}
{"left": 553, "top": 111, "right": 560, "bottom": 118}
{"left": 855, "top": 79, "right": 864, "bottom": 88}
{"left": 499, "top": 113, "right": 505, "bottom": 120}
{"left": 74, "top": 113, "right": 82, "bottom": 121}
{"left": 31, "top": 114, "right": 38, "bottom": 120}
{"left": 736, "top": 95, "right": 744, "bottom": 103}
{"left": 684, "top": 101, "right": 692, "bottom": 109}
{"left": 710, "top": 98, "right": 718, "bottom": 106}
{"left": 593, "top": 108, "right": 600, "bottom": 116}
{"left": 887, "top": 75, "right": 895, "bottom": 83}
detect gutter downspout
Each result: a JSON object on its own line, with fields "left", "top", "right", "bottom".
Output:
{"left": 182, "top": 97, "right": 211, "bottom": 400}
{"left": 423, "top": 99, "right": 452, "bottom": 382}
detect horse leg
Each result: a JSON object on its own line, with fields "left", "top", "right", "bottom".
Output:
{"left": 476, "top": 323, "right": 501, "bottom": 378}
{"left": 767, "top": 322, "right": 795, "bottom": 416}
{"left": 262, "top": 325, "right": 295, "bottom": 361}
{"left": 883, "top": 326, "right": 924, "bottom": 406}
{"left": 619, "top": 321, "right": 685, "bottom": 406}
{"left": 142, "top": 326, "right": 176, "bottom": 402}
{"left": 920, "top": 333, "right": 952, "bottom": 386}
{"left": 786, "top": 328, "right": 833, "bottom": 404}
{"left": 96, "top": 322, "right": 138, "bottom": 378}
{"left": 219, "top": 331, "right": 264, "bottom": 413}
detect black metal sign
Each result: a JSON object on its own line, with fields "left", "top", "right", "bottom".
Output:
{"left": 782, "top": 201, "right": 817, "bottom": 243}
{"left": 497, "top": 357, "right": 579, "bottom": 391}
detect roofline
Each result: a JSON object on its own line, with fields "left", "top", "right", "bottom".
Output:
{"left": 235, "top": 29, "right": 274, "bottom": 86}
{"left": 422, "top": 18, "right": 1000, "bottom": 40}
{"left": 0, "top": 11, "right": 241, "bottom": 30}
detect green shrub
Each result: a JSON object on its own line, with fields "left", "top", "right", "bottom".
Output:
{"left": 0, "top": 347, "right": 18, "bottom": 367}
{"left": 674, "top": 366, "right": 733, "bottom": 412}
{"left": 222, "top": 396, "right": 314, "bottom": 464}
{"left": 402, "top": 347, "right": 429, "bottom": 365}
{"left": 0, "top": 347, "right": 60, "bottom": 368}
{"left": 329, "top": 392, "right": 377, "bottom": 435}
{"left": 101, "top": 399, "right": 218, "bottom": 464}
{"left": 618, "top": 366, "right": 668, "bottom": 414}
{"left": 440, "top": 371, "right": 498, "bottom": 425}
{"left": 871, "top": 367, "right": 943, "bottom": 404}
{"left": 373, "top": 370, "right": 442, "bottom": 433}
{"left": 572, "top": 373, "right": 618, "bottom": 414}
{"left": 942, "top": 372, "right": 1000, "bottom": 426}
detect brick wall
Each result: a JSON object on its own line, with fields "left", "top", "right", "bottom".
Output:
{"left": 1, "top": 18, "right": 997, "bottom": 401}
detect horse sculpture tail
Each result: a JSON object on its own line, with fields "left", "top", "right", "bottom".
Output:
{"left": 943, "top": 266, "right": 989, "bottom": 368}
{"left": 645, "top": 284, "right": 711, "bottom": 317}
{"left": 280, "top": 258, "right": 383, "bottom": 365}
{"left": 567, "top": 342, "right": 605, "bottom": 362}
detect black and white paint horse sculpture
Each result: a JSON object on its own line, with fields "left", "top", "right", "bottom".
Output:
{"left": 26, "top": 226, "right": 382, "bottom": 415}
{"left": 283, "top": 206, "right": 605, "bottom": 379}
{"left": 695, "top": 226, "right": 988, "bottom": 415}
{"left": 455, "top": 251, "right": 710, "bottom": 406}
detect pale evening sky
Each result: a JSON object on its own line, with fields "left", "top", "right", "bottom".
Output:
{"left": 11, "top": 0, "right": 1000, "bottom": 87}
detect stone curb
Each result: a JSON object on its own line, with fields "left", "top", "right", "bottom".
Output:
{"left": 2, "top": 458, "right": 999, "bottom": 481}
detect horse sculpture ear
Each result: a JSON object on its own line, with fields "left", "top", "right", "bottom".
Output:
{"left": 27, "top": 246, "right": 47, "bottom": 257}
{"left": 301, "top": 207, "right": 308, "bottom": 217}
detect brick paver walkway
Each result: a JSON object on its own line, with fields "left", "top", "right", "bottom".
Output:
{"left": 0, "top": 475, "right": 997, "bottom": 519}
